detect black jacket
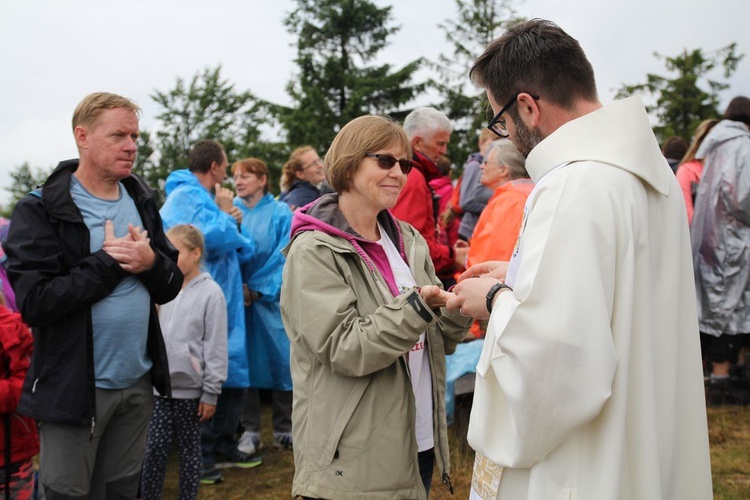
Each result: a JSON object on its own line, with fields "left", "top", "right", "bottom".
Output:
{"left": 2, "top": 159, "right": 182, "bottom": 425}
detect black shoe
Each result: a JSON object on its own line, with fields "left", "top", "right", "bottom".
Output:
{"left": 708, "top": 379, "right": 750, "bottom": 406}
{"left": 215, "top": 450, "right": 263, "bottom": 469}
{"left": 200, "top": 468, "right": 223, "bottom": 485}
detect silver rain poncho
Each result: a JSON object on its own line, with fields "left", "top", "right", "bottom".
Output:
{"left": 691, "top": 119, "right": 750, "bottom": 336}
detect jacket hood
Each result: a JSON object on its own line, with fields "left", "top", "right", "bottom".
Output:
{"left": 413, "top": 150, "right": 442, "bottom": 183}
{"left": 467, "top": 152, "right": 484, "bottom": 163}
{"left": 165, "top": 169, "right": 205, "bottom": 195}
{"left": 291, "top": 193, "right": 403, "bottom": 249}
{"left": 696, "top": 119, "right": 750, "bottom": 160}
{"left": 289, "top": 193, "right": 407, "bottom": 297}
{"left": 526, "top": 96, "right": 672, "bottom": 196}
{"left": 183, "top": 271, "right": 212, "bottom": 290}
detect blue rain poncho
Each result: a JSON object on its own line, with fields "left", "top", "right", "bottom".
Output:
{"left": 161, "top": 169, "right": 255, "bottom": 388}
{"left": 692, "top": 119, "right": 750, "bottom": 336}
{"left": 234, "top": 193, "right": 293, "bottom": 390}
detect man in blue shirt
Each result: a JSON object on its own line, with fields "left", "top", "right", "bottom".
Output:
{"left": 3, "top": 92, "right": 182, "bottom": 498}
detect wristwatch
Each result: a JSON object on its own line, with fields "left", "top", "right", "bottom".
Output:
{"left": 486, "top": 282, "right": 512, "bottom": 314}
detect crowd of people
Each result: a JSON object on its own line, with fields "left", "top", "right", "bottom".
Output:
{"left": 0, "top": 16, "right": 746, "bottom": 500}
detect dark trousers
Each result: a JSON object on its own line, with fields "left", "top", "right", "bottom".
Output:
{"left": 418, "top": 448, "right": 435, "bottom": 498}
{"left": 38, "top": 374, "right": 153, "bottom": 499}
{"left": 241, "top": 388, "right": 292, "bottom": 434}
{"left": 201, "top": 388, "right": 245, "bottom": 470}
{"left": 702, "top": 332, "right": 750, "bottom": 364}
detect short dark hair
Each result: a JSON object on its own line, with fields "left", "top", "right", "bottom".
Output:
{"left": 662, "top": 136, "right": 689, "bottom": 160}
{"left": 724, "top": 96, "right": 750, "bottom": 125}
{"left": 470, "top": 19, "right": 598, "bottom": 111}
{"left": 188, "top": 140, "right": 225, "bottom": 174}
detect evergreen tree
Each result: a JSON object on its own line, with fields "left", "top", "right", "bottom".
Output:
{"left": 616, "top": 44, "right": 743, "bottom": 142}
{"left": 137, "top": 66, "right": 285, "bottom": 204}
{"left": 280, "top": 0, "right": 426, "bottom": 150}
{"left": 433, "top": 0, "right": 525, "bottom": 166}
{"left": 0, "top": 162, "right": 52, "bottom": 217}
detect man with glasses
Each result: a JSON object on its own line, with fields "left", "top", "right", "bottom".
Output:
{"left": 447, "top": 19, "right": 712, "bottom": 499}
{"left": 160, "top": 140, "right": 261, "bottom": 484}
{"left": 392, "top": 107, "right": 467, "bottom": 288}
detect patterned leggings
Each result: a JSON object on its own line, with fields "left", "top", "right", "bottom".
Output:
{"left": 141, "top": 397, "right": 201, "bottom": 500}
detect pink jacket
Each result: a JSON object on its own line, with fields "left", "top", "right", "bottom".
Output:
{"left": 675, "top": 160, "right": 703, "bottom": 225}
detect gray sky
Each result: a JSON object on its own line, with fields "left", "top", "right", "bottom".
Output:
{"left": 1, "top": 0, "right": 748, "bottom": 207}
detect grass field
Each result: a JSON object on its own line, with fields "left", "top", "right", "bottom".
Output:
{"left": 161, "top": 400, "right": 750, "bottom": 499}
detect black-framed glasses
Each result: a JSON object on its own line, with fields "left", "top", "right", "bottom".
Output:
{"left": 365, "top": 153, "right": 414, "bottom": 174}
{"left": 487, "top": 93, "right": 540, "bottom": 138}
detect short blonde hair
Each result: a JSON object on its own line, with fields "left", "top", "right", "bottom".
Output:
{"left": 72, "top": 92, "right": 140, "bottom": 131}
{"left": 325, "top": 115, "right": 411, "bottom": 193}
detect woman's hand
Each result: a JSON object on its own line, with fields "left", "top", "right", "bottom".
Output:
{"left": 419, "top": 285, "right": 453, "bottom": 309}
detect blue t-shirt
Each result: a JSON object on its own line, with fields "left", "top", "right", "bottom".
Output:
{"left": 70, "top": 176, "right": 152, "bottom": 389}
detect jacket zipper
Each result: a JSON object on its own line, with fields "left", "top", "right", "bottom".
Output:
{"left": 90, "top": 417, "right": 96, "bottom": 441}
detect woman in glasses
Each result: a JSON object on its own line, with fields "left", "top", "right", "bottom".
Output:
{"left": 279, "top": 146, "right": 326, "bottom": 209}
{"left": 280, "top": 115, "right": 471, "bottom": 499}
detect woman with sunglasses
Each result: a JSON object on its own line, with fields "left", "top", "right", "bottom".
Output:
{"left": 280, "top": 115, "right": 471, "bottom": 499}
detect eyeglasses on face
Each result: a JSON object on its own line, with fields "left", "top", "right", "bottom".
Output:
{"left": 364, "top": 153, "right": 414, "bottom": 174}
{"left": 487, "top": 93, "right": 541, "bottom": 138}
{"left": 301, "top": 157, "right": 323, "bottom": 170}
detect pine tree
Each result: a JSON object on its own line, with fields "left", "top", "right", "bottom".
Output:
{"left": 616, "top": 44, "right": 743, "bottom": 142}
{"left": 433, "top": 0, "right": 526, "bottom": 166}
{"left": 1, "top": 162, "right": 52, "bottom": 217}
{"left": 135, "top": 66, "right": 284, "bottom": 203}
{"left": 279, "top": 0, "right": 427, "bottom": 149}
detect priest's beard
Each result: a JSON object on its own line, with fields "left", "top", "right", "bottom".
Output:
{"left": 512, "top": 116, "right": 545, "bottom": 158}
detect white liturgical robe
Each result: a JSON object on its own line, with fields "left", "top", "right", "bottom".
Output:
{"left": 469, "top": 97, "right": 713, "bottom": 500}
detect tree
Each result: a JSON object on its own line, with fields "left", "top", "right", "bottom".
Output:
{"left": 136, "top": 66, "right": 285, "bottom": 204}
{"left": 0, "top": 162, "right": 52, "bottom": 217}
{"left": 616, "top": 44, "right": 744, "bottom": 142}
{"left": 280, "top": 0, "right": 427, "bottom": 149}
{"left": 433, "top": 0, "right": 526, "bottom": 166}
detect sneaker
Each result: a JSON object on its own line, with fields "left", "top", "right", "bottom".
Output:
{"left": 200, "top": 468, "right": 223, "bottom": 485}
{"left": 238, "top": 431, "right": 263, "bottom": 455}
{"left": 215, "top": 450, "right": 263, "bottom": 469}
{"left": 273, "top": 432, "right": 293, "bottom": 449}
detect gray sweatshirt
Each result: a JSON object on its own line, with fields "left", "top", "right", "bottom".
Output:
{"left": 157, "top": 272, "right": 228, "bottom": 404}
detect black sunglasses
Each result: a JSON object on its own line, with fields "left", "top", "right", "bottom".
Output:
{"left": 364, "top": 153, "right": 414, "bottom": 174}
{"left": 487, "top": 92, "right": 540, "bottom": 138}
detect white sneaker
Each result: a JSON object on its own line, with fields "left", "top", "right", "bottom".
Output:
{"left": 237, "top": 431, "right": 262, "bottom": 455}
